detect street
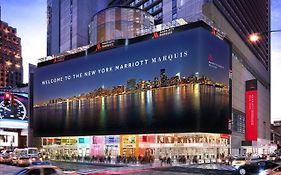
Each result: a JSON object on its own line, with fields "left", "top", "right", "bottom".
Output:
{"left": 0, "top": 161, "right": 237, "bottom": 175}
{"left": 0, "top": 164, "right": 22, "bottom": 175}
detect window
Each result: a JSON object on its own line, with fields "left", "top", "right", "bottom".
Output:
{"left": 144, "top": 1, "right": 150, "bottom": 8}
{"left": 232, "top": 110, "right": 245, "bottom": 134}
{"left": 135, "top": 0, "right": 141, "bottom": 4}
{"left": 44, "top": 168, "right": 56, "bottom": 175}
{"left": 172, "top": 0, "right": 177, "bottom": 20}
{"left": 26, "top": 169, "right": 41, "bottom": 175}
{"left": 172, "top": 13, "right": 177, "bottom": 20}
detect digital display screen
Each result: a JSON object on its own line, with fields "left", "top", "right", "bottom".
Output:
{"left": 0, "top": 91, "right": 28, "bottom": 129}
{"left": 245, "top": 79, "right": 258, "bottom": 141}
{"left": 33, "top": 26, "right": 231, "bottom": 136}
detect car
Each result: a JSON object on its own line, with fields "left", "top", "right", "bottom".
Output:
{"left": 16, "top": 156, "right": 32, "bottom": 167}
{"left": 14, "top": 165, "right": 64, "bottom": 175}
{"left": 232, "top": 157, "right": 249, "bottom": 168}
{"left": 260, "top": 154, "right": 269, "bottom": 159}
{"left": 260, "top": 165, "right": 281, "bottom": 175}
{"left": 267, "top": 154, "right": 280, "bottom": 162}
{"left": 0, "top": 151, "right": 5, "bottom": 163}
{"left": 1, "top": 150, "right": 13, "bottom": 164}
{"left": 237, "top": 160, "right": 279, "bottom": 175}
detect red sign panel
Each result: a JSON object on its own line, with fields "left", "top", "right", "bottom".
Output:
{"left": 245, "top": 90, "right": 258, "bottom": 141}
{"left": 220, "top": 134, "right": 230, "bottom": 139}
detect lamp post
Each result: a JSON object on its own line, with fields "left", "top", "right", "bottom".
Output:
{"left": 249, "top": 29, "right": 281, "bottom": 43}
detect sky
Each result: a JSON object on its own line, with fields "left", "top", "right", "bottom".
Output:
{"left": 0, "top": 0, "right": 47, "bottom": 81}
{"left": 271, "top": 0, "right": 281, "bottom": 122}
{"left": 1, "top": 0, "right": 281, "bottom": 121}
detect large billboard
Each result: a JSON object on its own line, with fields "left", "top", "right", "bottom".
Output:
{"left": 0, "top": 91, "right": 28, "bottom": 129}
{"left": 33, "top": 23, "right": 231, "bottom": 136}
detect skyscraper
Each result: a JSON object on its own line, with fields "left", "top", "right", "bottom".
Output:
{"left": 107, "top": 0, "right": 271, "bottom": 155}
{"left": 0, "top": 20, "right": 23, "bottom": 88}
{"left": 40, "top": 0, "right": 271, "bottom": 156}
{"left": 109, "top": 0, "right": 270, "bottom": 71}
{"left": 160, "top": 68, "right": 168, "bottom": 87}
{"left": 47, "top": 0, "right": 112, "bottom": 55}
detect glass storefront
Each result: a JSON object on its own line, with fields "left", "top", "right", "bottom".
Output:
{"left": 120, "top": 135, "right": 139, "bottom": 157}
{"left": 139, "top": 133, "right": 229, "bottom": 163}
{"left": 89, "top": 7, "right": 154, "bottom": 45}
{"left": 42, "top": 132, "right": 230, "bottom": 163}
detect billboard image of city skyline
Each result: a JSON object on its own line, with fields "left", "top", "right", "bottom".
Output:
{"left": 0, "top": 92, "right": 28, "bottom": 129}
{"left": 33, "top": 26, "right": 231, "bottom": 136}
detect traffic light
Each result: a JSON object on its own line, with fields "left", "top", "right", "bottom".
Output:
{"left": 11, "top": 95, "right": 17, "bottom": 107}
{"left": 4, "top": 92, "right": 12, "bottom": 106}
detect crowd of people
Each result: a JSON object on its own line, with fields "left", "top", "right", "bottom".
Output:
{"left": 115, "top": 155, "right": 155, "bottom": 164}
{"left": 46, "top": 152, "right": 233, "bottom": 166}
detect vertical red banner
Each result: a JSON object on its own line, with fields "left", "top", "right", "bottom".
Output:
{"left": 245, "top": 79, "right": 258, "bottom": 141}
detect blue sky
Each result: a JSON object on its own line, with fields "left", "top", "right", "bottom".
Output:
{"left": 1, "top": 0, "right": 47, "bottom": 80}
{"left": 1, "top": 0, "right": 281, "bottom": 121}
{"left": 271, "top": 0, "right": 281, "bottom": 122}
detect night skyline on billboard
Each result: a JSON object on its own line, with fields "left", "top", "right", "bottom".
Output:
{"left": 33, "top": 26, "right": 231, "bottom": 136}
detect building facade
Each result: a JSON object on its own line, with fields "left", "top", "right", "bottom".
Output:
{"left": 0, "top": 20, "right": 23, "bottom": 88}
{"left": 271, "top": 121, "right": 281, "bottom": 149}
{"left": 0, "top": 11, "right": 26, "bottom": 149}
{"left": 40, "top": 0, "right": 271, "bottom": 159}
{"left": 109, "top": 0, "right": 270, "bottom": 71}
{"left": 106, "top": 0, "right": 271, "bottom": 156}
{"left": 89, "top": 6, "right": 154, "bottom": 45}
{"left": 47, "top": 0, "right": 112, "bottom": 55}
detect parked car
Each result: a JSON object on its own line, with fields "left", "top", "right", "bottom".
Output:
{"left": 237, "top": 160, "right": 279, "bottom": 175}
{"left": 260, "top": 165, "right": 281, "bottom": 175}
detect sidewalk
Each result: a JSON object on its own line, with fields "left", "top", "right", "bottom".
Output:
{"left": 50, "top": 159, "right": 236, "bottom": 171}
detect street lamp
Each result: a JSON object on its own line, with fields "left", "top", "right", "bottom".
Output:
{"left": 249, "top": 29, "right": 281, "bottom": 43}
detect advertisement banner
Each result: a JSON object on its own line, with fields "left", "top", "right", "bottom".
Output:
{"left": 245, "top": 79, "right": 258, "bottom": 141}
{"left": 0, "top": 91, "right": 28, "bottom": 129}
{"left": 33, "top": 24, "right": 231, "bottom": 137}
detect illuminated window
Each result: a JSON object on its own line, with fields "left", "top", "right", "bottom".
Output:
{"left": 233, "top": 110, "right": 245, "bottom": 134}
{"left": 172, "top": 0, "right": 177, "bottom": 20}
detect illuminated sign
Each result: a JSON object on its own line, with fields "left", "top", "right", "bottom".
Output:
{"left": 61, "top": 137, "right": 77, "bottom": 145}
{"left": 33, "top": 22, "right": 231, "bottom": 137}
{"left": 245, "top": 79, "right": 258, "bottom": 141}
{"left": 0, "top": 91, "right": 28, "bottom": 129}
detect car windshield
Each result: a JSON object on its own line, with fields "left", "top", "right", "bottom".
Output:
{"left": 28, "top": 149, "right": 38, "bottom": 155}
{"left": 18, "top": 150, "right": 28, "bottom": 155}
